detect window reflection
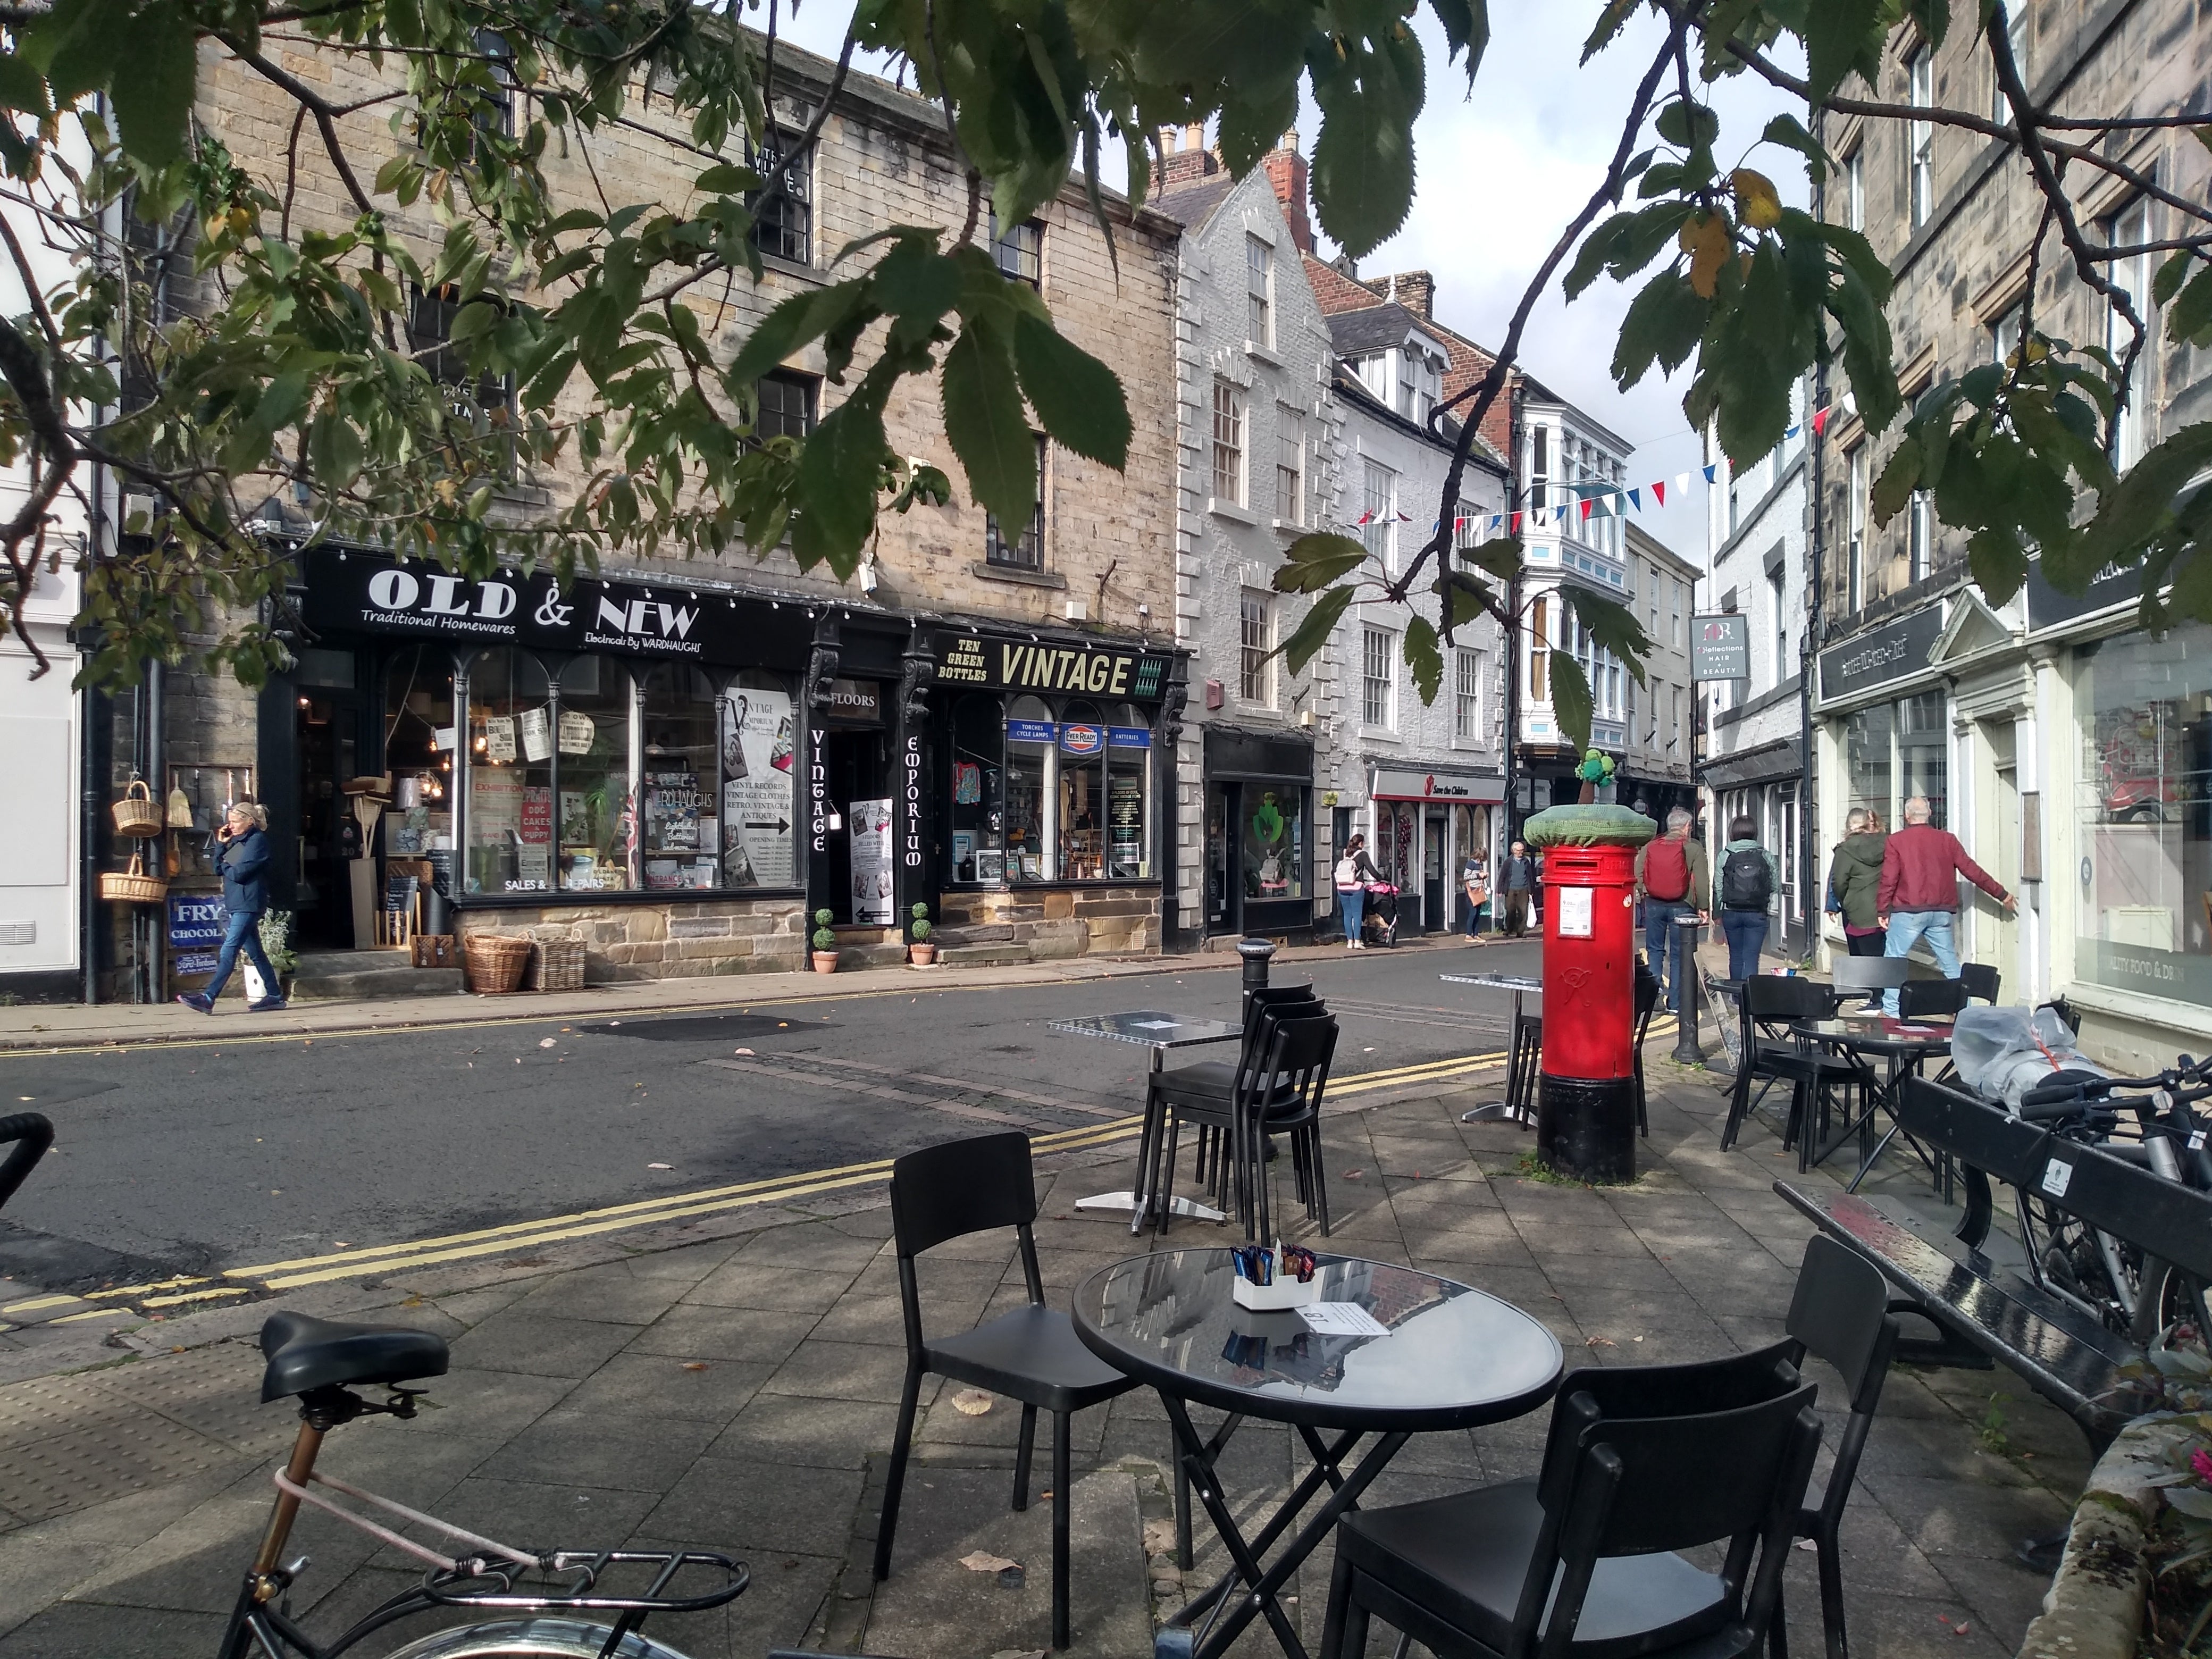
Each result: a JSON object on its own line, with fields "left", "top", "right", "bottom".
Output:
{"left": 558, "top": 655, "right": 634, "bottom": 891}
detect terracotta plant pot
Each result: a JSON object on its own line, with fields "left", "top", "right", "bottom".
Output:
{"left": 909, "top": 943, "right": 936, "bottom": 966}
{"left": 811, "top": 951, "right": 839, "bottom": 974}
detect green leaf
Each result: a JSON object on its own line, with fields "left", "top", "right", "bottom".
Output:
{"left": 1275, "top": 532, "right": 1369, "bottom": 593}
{"left": 1581, "top": 0, "right": 1637, "bottom": 64}
{"left": 1654, "top": 99, "right": 1719, "bottom": 148}
{"left": 1548, "top": 651, "right": 1594, "bottom": 754}
{"left": 1761, "top": 114, "right": 1830, "bottom": 185}
{"left": 1804, "top": 0, "right": 1885, "bottom": 105}
{"left": 1611, "top": 271, "right": 1707, "bottom": 390}
{"left": 725, "top": 280, "right": 871, "bottom": 391}
{"left": 1559, "top": 583, "right": 1650, "bottom": 685}
{"left": 791, "top": 386, "right": 889, "bottom": 574}
{"left": 2168, "top": 265, "right": 2212, "bottom": 348}
{"left": 0, "top": 52, "right": 51, "bottom": 116}
{"left": 1276, "top": 585, "right": 1354, "bottom": 676}
{"left": 1428, "top": 0, "right": 1488, "bottom": 78}
{"left": 941, "top": 314, "right": 1037, "bottom": 530}
{"left": 1871, "top": 437, "right": 1923, "bottom": 524}
{"left": 1012, "top": 310, "right": 1129, "bottom": 471}
{"left": 1433, "top": 568, "right": 1495, "bottom": 629}
{"left": 1403, "top": 616, "right": 1442, "bottom": 704}
{"left": 108, "top": 0, "right": 195, "bottom": 168}
{"left": 1459, "top": 535, "right": 1522, "bottom": 583}
{"left": 1311, "top": 73, "right": 1417, "bottom": 258}
{"left": 2155, "top": 250, "right": 2196, "bottom": 309}
{"left": 2084, "top": 423, "right": 2212, "bottom": 567}
{"left": 692, "top": 162, "right": 763, "bottom": 196}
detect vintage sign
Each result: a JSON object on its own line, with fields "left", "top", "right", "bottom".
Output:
{"left": 1690, "top": 613, "right": 1750, "bottom": 681}
{"left": 1059, "top": 722, "right": 1104, "bottom": 756}
{"left": 934, "top": 632, "right": 1171, "bottom": 701}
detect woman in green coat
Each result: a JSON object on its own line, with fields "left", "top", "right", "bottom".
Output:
{"left": 1828, "top": 808, "right": 1889, "bottom": 957}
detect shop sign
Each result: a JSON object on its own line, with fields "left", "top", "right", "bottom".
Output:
{"left": 722, "top": 685, "right": 797, "bottom": 886}
{"left": 820, "top": 678, "right": 883, "bottom": 725}
{"left": 301, "top": 550, "right": 765, "bottom": 665}
{"left": 1690, "top": 614, "right": 1750, "bottom": 681}
{"left": 1059, "top": 722, "right": 1104, "bottom": 756}
{"left": 900, "top": 733, "right": 924, "bottom": 873}
{"left": 1007, "top": 718, "right": 1055, "bottom": 744}
{"left": 2027, "top": 554, "right": 2153, "bottom": 633}
{"left": 934, "top": 631, "right": 1171, "bottom": 701}
{"left": 167, "top": 892, "right": 224, "bottom": 975}
{"left": 1108, "top": 726, "right": 1152, "bottom": 749}
{"left": 1370, "top": 768, "right": 1504, "bottom": 803}
{"left": 1817, "top": 604, "right": 1943, "bottom": 702}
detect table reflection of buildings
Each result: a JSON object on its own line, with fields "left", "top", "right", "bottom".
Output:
{"left": 1109, "top": 1255, "right": 1453, "bottom": 1396}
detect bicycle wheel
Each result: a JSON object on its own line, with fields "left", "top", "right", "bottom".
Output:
{"left": 2132, "top": 1256, "right": 2212, "bottom": 1356}
{"left": 379, "top": 1618, "right": 695, "bottom": 1658}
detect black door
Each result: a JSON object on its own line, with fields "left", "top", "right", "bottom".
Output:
{"left": 295, "top": 684, "right": 363, "bottom": 948}
{"left": 823, "top": 728, "right": 889, "bottom": 924}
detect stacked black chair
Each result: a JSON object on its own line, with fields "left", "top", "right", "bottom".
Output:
{"left": 1507, "top": 1002, "right": 1544, "bottom": 1123}
{"left": 875, "top": 1132, "right": 1151, "bottom": 1650}
{"left": 1778, "top": 1236, "right": 1900, "bottom": 1659}
{"left": 1319, "top": 1359, "right": 1821, "bottom": 1659}
{"left": 1721, "top": 977, "right": 1867, "bottom": 1165}
{"left": 1829, "top": 956, "right": 1908, "bottom": 1011}
{"left": 1148, "top": 984, "right": 1320, "bottom": 1211}
{"left": 1898, "top": 977, "right": 1968, "bottom": 1021}
{"left": 1959, "top": 962, "right": 2001, "bottom": 1003}
{"left": 1153, "top": 1010, "right": 1339, "bottom": 1239}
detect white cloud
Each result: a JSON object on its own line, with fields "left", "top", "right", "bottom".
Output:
{"left": 765, "top": 4, "right": 1812, "bottom": 561}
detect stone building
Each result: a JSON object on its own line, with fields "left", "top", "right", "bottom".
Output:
{"left": 1624, "top": 524, "right": 1700, "bottom": 828}
{"left": 87, "top": 36, "right": 1183, "bottom": 1000}
{"left": 1699, "top": 381, "right": 1812, "bottom": 954}
{"left": 1807, "top": 2, "right": 2212, "bottom": 1066}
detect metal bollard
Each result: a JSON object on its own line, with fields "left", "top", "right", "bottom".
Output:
{"left": 1237, "top": 936, "right": 1276, "bottom": 1017}
{"left": 1672, "top": 913, "right": 1707, "bottom": 1066}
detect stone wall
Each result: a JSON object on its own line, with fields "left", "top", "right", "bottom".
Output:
{"left": 458, "top": 899, "right": 810, "bottom": 981}
{"left": 937, "top": 886, "right": 1159, "bottom": 961}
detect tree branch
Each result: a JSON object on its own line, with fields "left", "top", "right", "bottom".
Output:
{"left": 221, "top": 35, "right": 375, "bottom": 215}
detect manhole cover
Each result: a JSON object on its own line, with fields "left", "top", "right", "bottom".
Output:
{"left": 579, "top": 1013, "right": 835, "bottom": 1042}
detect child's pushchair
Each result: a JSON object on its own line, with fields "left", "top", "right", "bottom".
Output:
{"left": 1362, "top": 881, "right": 1400, "bottom": 948}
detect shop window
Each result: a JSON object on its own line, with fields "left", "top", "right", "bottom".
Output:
{"left": 465, "top": 649, "right": 555, "bottom": 894}
{"left": 747, "top": 122, "right": 813, "bottom": 264}
{"left": 1058, "top": 700, "right": 1108, "bottom": 880}
{"left": 1243, "top": 785, "right": 1303, "bottom": 901}
{"left": 383, "top": 645, "right": 454, "bottom": 857}
{"left": 1845, "top": 702, "right": 1893, "bottom": 824}
{"left": 720, "top": 672, "right": 799, "bottom": 887}
{"left": 556, "top": 653, "right": 635, "bottom": 891}
{"left": 1005, "top": 695, "right": 1052, "bottom": 882}
{"left": 1899, "top": 691, "right": 1948, "bottom": 824}
{"left": 949, "top": 693, "right": 1004, "bottom": 883}
{"left": 985, "top": 437, "right": 1046, "bottom": 571}
{"left": 1107, "top": 703, "right": 1151, "bottom": 880}
{"left": 2076, "top": 626, "right": 2212, "bottom": 1003}
{"left": 638, "top": 666, "right": 718, "bottom": 891}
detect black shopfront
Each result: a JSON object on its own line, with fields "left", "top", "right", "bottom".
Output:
{"left": 277, "top": 549, "right": 1182, "bottom": 962}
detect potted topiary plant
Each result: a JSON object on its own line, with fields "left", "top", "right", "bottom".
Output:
{"left": 908, "top": 901, "right": 935, "bottom": 966}
{"left": 810, "top": 908, "right": 839, "bottom": 973}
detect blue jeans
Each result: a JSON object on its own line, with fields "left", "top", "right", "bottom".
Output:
{"left": 1720, "top": 908, "right": 1769, "bottom": 981}
{"left": 205, "top": 908, "right": 279, "bottom": 1003}
{"left": 1339, "top": 887, "right": 1365, "bottom": 943}
{"left": 1644, "top": 899, "right": 1691, "bottom": 1010}
{"left": 1882, "top": 909, "right": 1958, "bottom": 1015}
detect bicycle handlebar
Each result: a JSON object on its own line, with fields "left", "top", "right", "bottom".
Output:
{"left": 0, "top": 1112, "right": 53, "bottom": 1212}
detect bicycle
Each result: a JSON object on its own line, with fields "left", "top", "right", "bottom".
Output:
{"left": 217, "top": 1309, "right": 748, "bottom": 1658}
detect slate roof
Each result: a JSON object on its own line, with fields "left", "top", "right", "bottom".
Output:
{"left": 1150, "top": 176, "right": 1239, "bottom": 230}
{"left": 1327, "top": 302, "right": 1446, "bottom": 359}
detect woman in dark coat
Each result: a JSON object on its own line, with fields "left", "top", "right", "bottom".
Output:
{"left": 178, "top": 800, "right": 286, "bottom": 1013}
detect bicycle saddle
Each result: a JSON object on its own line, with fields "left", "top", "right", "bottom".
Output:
{"left": 259, "top": 1310, "right": 450, "bottom": 1402}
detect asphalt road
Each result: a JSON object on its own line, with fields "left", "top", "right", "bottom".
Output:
{"left": 0, "top": 938, "right": 1539, "bottom": 1294}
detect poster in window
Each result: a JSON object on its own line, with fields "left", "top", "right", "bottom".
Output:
{"left": 849, "top": 797, "right": 895, "bottom": 924}
{"left": 719, "top": 685, "right": 797, "bottom": 887}
{"left": 643, "top": 772, "right": 700, "bottom": 852}
{"left": 1110, "top": 774, "right": 1144, "bottom": 876}
{"left": 484, "top": 716, "right": 516, "bottom": 763}
{"left": 472, "top": 769, "right": 521, "bottom": 837}
{"left": 558, "top": 709, "right": 597, "bottom": 755}
{"left": 519, "top": 706, "right": 552, "bottom": 762}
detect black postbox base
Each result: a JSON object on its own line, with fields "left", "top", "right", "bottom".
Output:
{"left": 1536, "top": 1074, "right": 1637, "bottom": 1185}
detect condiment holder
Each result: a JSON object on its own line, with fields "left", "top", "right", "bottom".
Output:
{"left": 1229, "top": 1243, "right": 1321, "bottom": 1310}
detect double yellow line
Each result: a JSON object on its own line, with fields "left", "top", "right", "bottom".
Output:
{"left": 94, "top": 1036, "right": 1586, "bottom": 1306}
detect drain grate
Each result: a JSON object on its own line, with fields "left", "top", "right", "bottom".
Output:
{"left": 578, "top": 1012, "right": 836, "bottom": 1042}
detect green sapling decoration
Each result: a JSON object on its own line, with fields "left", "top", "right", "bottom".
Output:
{"left": 909, "top": 901, "right": 932, "bottom": 944}
{"left": 812, "top": 908, "right": 837, "bottom": 952}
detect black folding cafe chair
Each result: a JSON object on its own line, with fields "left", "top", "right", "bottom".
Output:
{"left": 876, "top": 1132, "right": 1165, "bottom": 1649}
{"left": 1145, "top": 985, "right": 1320, "bottom": 1222}
{"left": 1720, "top": 977, "right": 1867, "bottom": 1164}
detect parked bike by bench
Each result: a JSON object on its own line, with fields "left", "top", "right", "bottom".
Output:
{"left": 219, "top": 1310, "right": 747, "bottom": 1659}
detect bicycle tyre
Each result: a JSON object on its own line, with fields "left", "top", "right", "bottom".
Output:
{"left": 2132, "top": 1256, "right": 2212, "bottom": 1356}
{"left": 378, "top": 1618, "right": 695, "bottom": 1658}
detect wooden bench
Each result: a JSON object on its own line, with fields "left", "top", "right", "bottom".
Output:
{"left": 1779, "top": 1074, "right": 2212, "bottom": 1451}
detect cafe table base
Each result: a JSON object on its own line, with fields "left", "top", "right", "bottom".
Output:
{"left": 1073, "top": 1191, "right": 1228, "bottom": 1222}
{"left": 1153, "top": 1398, "right": 1407, "bottom": 1659}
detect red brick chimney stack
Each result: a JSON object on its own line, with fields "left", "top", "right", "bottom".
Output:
{"left": 1382, "top": 271, "right": 1435, "bottom": 320}
{"left": 1260, "top": 132, "right": 1313, "bottom": 254}
{"left": 1158, "top": 123, "right": 1219, "bottom": 191}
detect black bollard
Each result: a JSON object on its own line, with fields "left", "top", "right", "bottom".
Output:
{"left": 1671, "top": 912, "right": 1707, "bottom": 1065}
{"left": 1237, "top": 936, "right": 1276, "bottom": 1018}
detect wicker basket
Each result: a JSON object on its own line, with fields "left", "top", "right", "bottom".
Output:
{"left": 463, "top": 933, "right": 533, "bottom": 994}
{"left": 527, "top": 938, "right": 587, "bottom": 992}
{"left": 98, "top": 849, "right": 167, "bottom": 904}
{"left": 111, "top": 780, "right": 164, "bottom": 839}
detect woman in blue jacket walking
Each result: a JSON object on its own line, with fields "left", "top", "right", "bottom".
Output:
{"left": 178, "top": 800, "right": 286, "bottom": 1013}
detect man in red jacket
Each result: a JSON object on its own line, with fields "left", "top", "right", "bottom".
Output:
{"left": 1877, "top": 795, "right": 2016, "bottom": 1015}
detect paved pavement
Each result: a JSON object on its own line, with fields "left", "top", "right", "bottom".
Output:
{"left": 0, "top": 1050, "right": 2081, "bottom": 1659}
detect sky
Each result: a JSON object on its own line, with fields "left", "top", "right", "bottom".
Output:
{"left": 768, "top": 1, "right": 1808, "bottom": 562}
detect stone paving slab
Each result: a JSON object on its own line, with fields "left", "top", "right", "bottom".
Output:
{"left": 0, "top": 1057, "right": 2084, "bottom": 1659}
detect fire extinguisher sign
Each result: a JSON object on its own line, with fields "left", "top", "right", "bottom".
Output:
{"left": 1557, "top": 887, "right": 1595, "bottom": 938}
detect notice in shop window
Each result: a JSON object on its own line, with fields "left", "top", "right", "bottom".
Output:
{"left": 519, "top": 706, "right": 551, "bottom": 763}
{"left": 849, "top": 798, "right": 895, "bottom": 924}
{"left": 472, "top": 769, "right": 520, "bottom": 837}
{"left": 558, "top": 709, "right": 596, "bottom": 755}
{"left": 1110, "top": 774, "right": 1144, "bottom": 875}
{"left": 484, "top": 716, "right": 516, "bottom": 763}
{"left": 643, "top": 772, "right": 700, "bottom": 853}
{"left": 720, "top": 685, "right": 797, "bottom": 887}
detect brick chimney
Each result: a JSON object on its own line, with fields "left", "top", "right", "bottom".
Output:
{"left": 1158, "top": 123, "right": 1219, "bottom": 191}
{"left": 1382, "top": 270, "right": 1435, "bottom": 319}
{"left": 1261, "top": 132, "right": 1313, "bottom": 254}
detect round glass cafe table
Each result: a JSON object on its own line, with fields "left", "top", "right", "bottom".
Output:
{"left": 1074, "top": 1248, "right": 1562, "bottom": 1659}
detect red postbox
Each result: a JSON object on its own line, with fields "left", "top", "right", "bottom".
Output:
{"left": 1526, "top": 808, "right": 1654, "bottom": 1183}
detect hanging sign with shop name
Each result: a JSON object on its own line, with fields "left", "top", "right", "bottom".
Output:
{"left": 300, "top": 550, "right": 777, "bottom": 666}
{"left": 934, "top": 632, "right": 1171, "bottom": 701}
{"left": 1690, "top": 614, "right": 1750, "bottom": 681}
{"left": 1817, "top": 603, "right": 1945, "bottom": 703}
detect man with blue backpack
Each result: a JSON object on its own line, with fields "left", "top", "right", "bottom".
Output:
{"left": 1632, "top": 808, "right": 1708, "bottom": 1013}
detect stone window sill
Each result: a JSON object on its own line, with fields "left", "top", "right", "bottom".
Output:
{"left": 1210, "top": 498, "right": 1259, "bottom": 527}
{"left": 1246, "top": 343, "right": 1284, "bottom": 369}
{"left": 970, "top": 560, "right": 1066, "bottom": 590}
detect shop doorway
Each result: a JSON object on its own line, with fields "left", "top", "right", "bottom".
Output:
{"left": 823, "top": 727, "right": 889, "bottom": 925}
{"left": 1422, "top": 815, "right": 1444, "bottom": 932}
{"left": 295, "top": 679, "right": 363, "bottom": 949}
{"left": 1978, "top": 721, "right": 2020, "bottom": 974}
